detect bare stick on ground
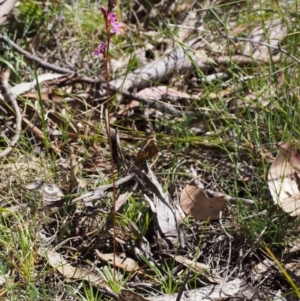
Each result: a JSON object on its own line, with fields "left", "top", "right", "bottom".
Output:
{"left": 0, "top": 70, "right": 22, "bottom": 157}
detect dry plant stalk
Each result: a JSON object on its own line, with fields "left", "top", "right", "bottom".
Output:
{"left": 92, "top": 0, "right": 126, "bottom": 281}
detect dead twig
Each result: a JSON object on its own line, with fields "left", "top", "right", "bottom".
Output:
{"left": 219, "top": 210, "right": 233, "bottom": 283}
{"left": 71, "top": 174, "right": 135, "bottom": 204}
{"left": 22, "top": 117, "right": 61, "bottom": 155}
{"left": 226, "top": 35, "right": 300, "bottom": 65}
{"left": 176, "top": 270, "right": 191, "bottom": 301}
{"left": 101, "top": 82, "right": 192, "bottom": 116}
{"left": 0, "top": 70, "right": 22, "bottom": 157}
{"left": 57, "top": 75, "right": 192, "bottom": 116}
{"left": 0, "top": 34, "right": 74, "bottom": 74}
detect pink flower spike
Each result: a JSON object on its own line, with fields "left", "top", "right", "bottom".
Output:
{"left": 110, "top": 21, "right": 125, "bottom": 35}
{"left": 93, "top": 42, "right": 106, "bottom": 56}
{"left": 108, "top": 12, "right": 117, "bottom": 22}
{"left": 100, "top": 6, "right": 107, "bottom": 15}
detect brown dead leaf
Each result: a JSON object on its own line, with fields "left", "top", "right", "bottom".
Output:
{"left": 268, "top": 142, "right": 300, "bottom": 216}
{"left": 180, "top": 185, "right": 228, "bottom": 220}
{"left": 119, "top": 289, "right": 150, "bottom": 301}
{"left": 41, "top": 248, "right": 108, "bottom": 288}
{"left": 95, "top": 250, "right": 139, "bottom": 272}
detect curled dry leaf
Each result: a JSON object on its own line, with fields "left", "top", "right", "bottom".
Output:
{"left": 180, "top": 185, "right": 228, "bottom": 221}
{"left": 95, "top": 250, "right": 139, "bottom": 272}
{"left": 25, "top": 181, "right": 64, "bottom": 203}
{"left": 268, "top": 142, "right": 300, "bottom": 216}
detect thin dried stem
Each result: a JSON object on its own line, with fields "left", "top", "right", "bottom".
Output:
{"left": 103, "top": 12, "right": 117, "bottom": 282}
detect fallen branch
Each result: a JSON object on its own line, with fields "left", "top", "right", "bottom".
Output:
{"left": 109, "top": 37, "right": 266, "bottom": 91}
{"left": 0, "top": 34, "right": 74, "bottom": 74}
{"left": 71, "top": 174, "right": 135, "bottom": 203}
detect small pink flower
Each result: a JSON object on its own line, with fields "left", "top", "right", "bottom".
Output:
{"left": 108, "top": 12, "right": 117, "bottom": 22}
{"left": 93, "top": 42, "right": 106, "bottom": 56}
{"left": 110, "top": 21, "right": 125, "bottom": 35}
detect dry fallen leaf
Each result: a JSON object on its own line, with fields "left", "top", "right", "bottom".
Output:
{"left": 25, "top": 181, "right": 64, "bottom": 203}
{"left": 11, "top": 73, "right": 66, "bottom": 96}
{"left": 268, "top": 142, "right": 300, "bottom": 216}
{"left": 95, "top": 250, "right": 139, "bottom": 272}
{"left": 119, "top": 289, "right": 150, "bottom": 301}
{"left": 180, "top": 185, "right": 228, "bottom": 220}
{"left": 0, "top": 0, "right": 18, "bottom": 26}
{"left": 115, "top": 192, "right": 132, "bottom": 212}
{"left": 277, "top": 142, "right": 300, "bottom": 172}
{"left": 41, "top": 248, "right": 108, "bottom": 288}
{"left": 137, "top": 86, "right": 191, "bottom": 101}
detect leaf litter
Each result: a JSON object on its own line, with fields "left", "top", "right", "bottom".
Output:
{"left": 0, "top": 0, "right": 299, "bottom": 300}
